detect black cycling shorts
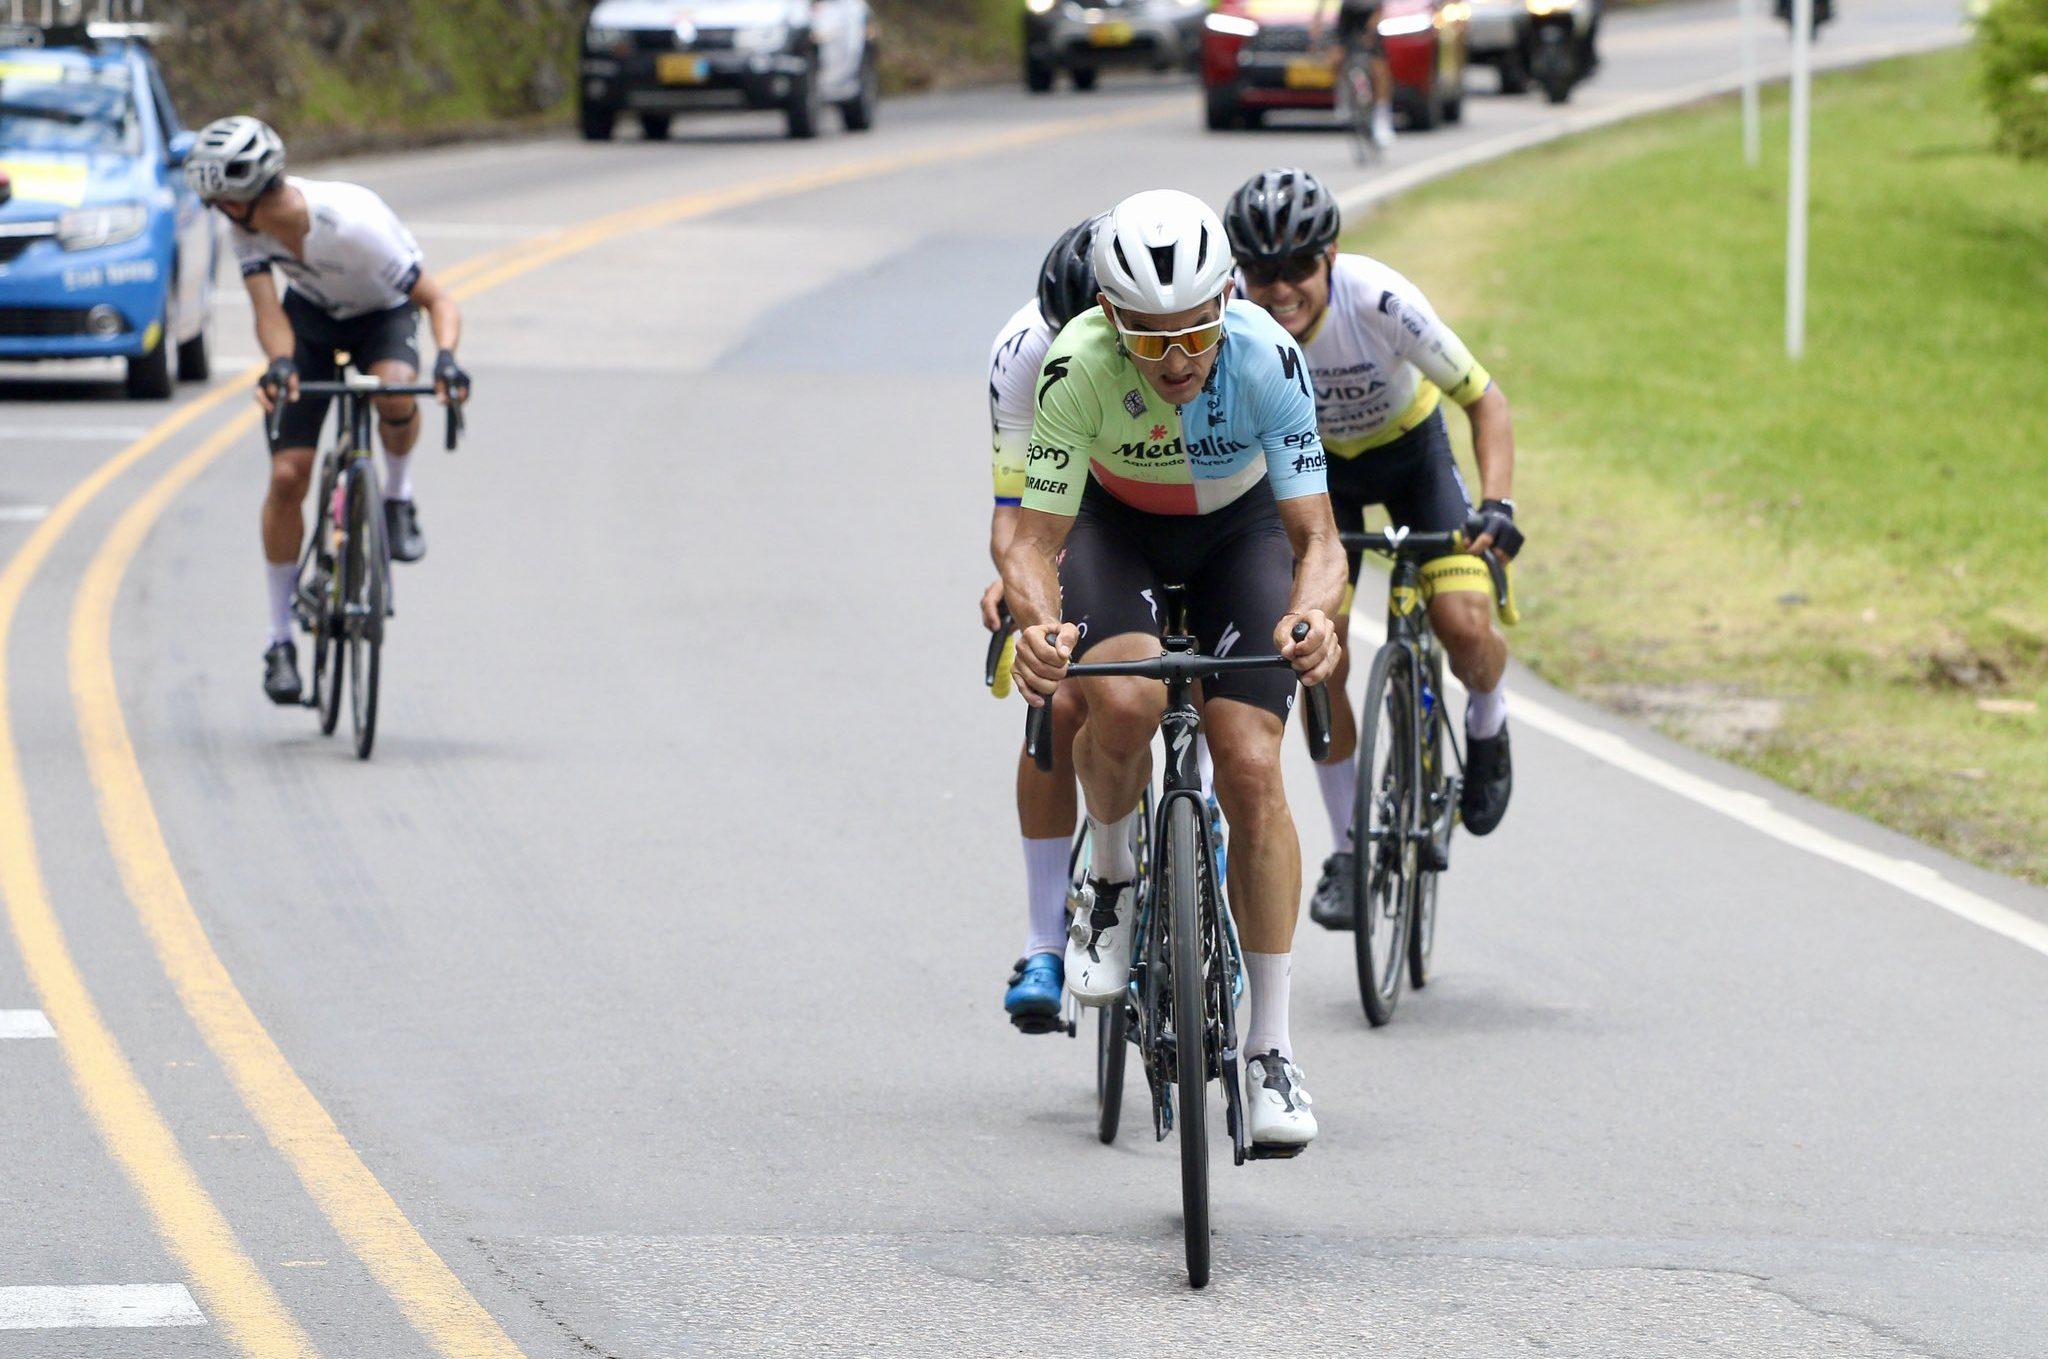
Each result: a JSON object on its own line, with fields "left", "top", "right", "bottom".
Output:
{"left": 1057, "top": 478, "right": 1299, "bottom": 722}
{"left": 1336, "top": 0, "right": 1384, "bottom": 50}
{"left": 1327, "top": 405, "right": 1473, "bottom": 585}
{"left": 270, "top": 290, "right": 422, "bottom": 453}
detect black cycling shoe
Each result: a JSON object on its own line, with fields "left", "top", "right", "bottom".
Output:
{"left": 262, "top": 641, "right": 302, "bottom": 706}
{"left": 385, "top": 499, "right": 426, "bottom": 563}
{"left": 1461, "top": 721, "right": 1513, "bottom": 836}
{"left": 1307, "top": 850, "right": 1356, "bottom": 931}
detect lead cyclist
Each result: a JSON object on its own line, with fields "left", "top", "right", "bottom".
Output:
{"left": 1002, "top": 190, "right": 1346, "bottom": 1149}
{"left": 1224, "top": 168, "right": 1522, "bottom": 928}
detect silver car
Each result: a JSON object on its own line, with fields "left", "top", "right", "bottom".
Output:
{"left": 1023, "top": 0, "right": 1208, "bottom": 93}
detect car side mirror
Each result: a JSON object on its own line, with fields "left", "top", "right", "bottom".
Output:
{"left": 167, "top": 130, "right": 197, "bottom": 168}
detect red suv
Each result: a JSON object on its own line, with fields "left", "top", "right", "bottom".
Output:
{"left": 1202, "top": 0, "right": 1468, "bottom": 132}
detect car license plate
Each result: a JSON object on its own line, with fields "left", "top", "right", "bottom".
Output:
{"left": 1089, "top": 21, "right": 1134, "bottom": 46}
{"left": 1284, "top": 58, "right": 1336, "bottom": 89}
{"left": 657, "top": 53, "right": 708, "bottom": 84}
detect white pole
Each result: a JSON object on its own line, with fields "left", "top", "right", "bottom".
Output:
{"left": 1785, "top": 0, "right": 1812, "bottom": 359}
{"left": 1741, "top": 0, "right": 1761, "bottom": 164}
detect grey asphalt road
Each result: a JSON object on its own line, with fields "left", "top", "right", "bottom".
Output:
{"left": 7, "top": 2, "right": 2041, "bottom": 1356}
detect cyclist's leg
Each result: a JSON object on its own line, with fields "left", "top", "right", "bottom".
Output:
{"left": 1058, "top": 509, "right": 1165, "bottom": 1000}
{"left": 261, "top": 309, "right": 336, "bottom": 698}
{"left": 1397, "top": 409, "right": 1514, "bottom": 831}
{"left": 358, "top": 304, "right": 426, "bottom": 559}
{"left": 1015, "top": 683, "right": 1083, "bottom": 959}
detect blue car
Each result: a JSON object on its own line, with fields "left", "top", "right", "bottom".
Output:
{"left": 0, "top": 19, "right": 215, "bottom": 397}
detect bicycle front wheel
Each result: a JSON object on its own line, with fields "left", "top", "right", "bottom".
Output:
{"left": 343, "top": 465, "right": 386, "bottom": 760}
{"left": 1351, "top": 643, "right": 1416, "bottom": 1026}
{"left": 1164, "top": 794, "right": 1211, "bottom": 1287}
{"left": 1410, "top": 646, "right": 1448, "bottom": 990}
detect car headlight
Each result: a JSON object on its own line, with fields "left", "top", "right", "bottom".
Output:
{"left": 1377, "top": 12, "right": 1435, "bottom": 35}
{"left": 733, "top": 22, "right": 790, "bottom": 51}
{"left": 1526, "top": 0, "right": 1576, "bottom": 13}
{"left": 57, "top": 203, "right": 148, "bottom": 252}
{"left": 587, "top": 25, "right": 628, "bottom": 53}
{"left": 1204, "top": 12, "right": 1260, "bottom": 36}
{"left": 1026, "top": 0, "right": 1057, "bottom": 15}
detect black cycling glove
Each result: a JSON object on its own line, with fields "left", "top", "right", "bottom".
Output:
{"left": 1467, "top": 498, "right": 1524, "bottom": 561}
{"left": 260, "top": 357, "right": 297, "bottom": 400}
{"left": 434, "top": 349, "right": 470, "bottom": 401}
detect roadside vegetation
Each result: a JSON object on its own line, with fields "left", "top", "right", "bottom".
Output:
{"left": 156, "top": 0, "right": 1018, "bottom": 151}
{"left": 1346, "top": 49, "right": 2048, "bottom": 881}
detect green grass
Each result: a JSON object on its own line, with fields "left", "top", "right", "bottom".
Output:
{"left": 1347, "top": 48, "right": 2048, "bottom": 881}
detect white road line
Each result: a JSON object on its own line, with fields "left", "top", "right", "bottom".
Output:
{"left": 1512, "top": 695, "right": 2048, "bottom": 957}
{"left": 0, "top": 1284, "right": 205, "bottom": 1329}
{"left": 0, "top": 426, "right": 150, "bottom": 442}
{"left": 0, "top": 1009, "right": 56, "bottom": 1038}
{"left": 0, "top": 507, "right": 52, "bottom": 524}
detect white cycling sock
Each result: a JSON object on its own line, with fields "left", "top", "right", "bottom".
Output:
{"left": 1316, "top": 756, "right": 1357, "bottom": 850}
{"left": 1244, "top": 951, "right": 1293, "bottom": 1063}
{"left": 1023, "top": 836, "right": 1070, "bottom": 959}
{"left": 1466, "top": 682, "right": 1508, "bottom": 740}
{"left": 383, "top": 449, "right": 413, "bottom": 503}
{"left": 1087, "top": 806, "right": 1139, "bottom": 884}
{"left": 1196, "top": 732, "right": 1215, "bottom": 803}
{"left": 265, "top": 560, "right": 297, "bottom": 646}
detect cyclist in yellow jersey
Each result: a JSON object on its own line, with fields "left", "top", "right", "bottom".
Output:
{"left": 1225, "top": 168, "right": 1522, "bottom": 928}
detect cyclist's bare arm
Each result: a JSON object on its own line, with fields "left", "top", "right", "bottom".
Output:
{"left": 406, "top": 271, "right": 463, "bottom": 400}
{"left": 983, "top": 503, "right": 1021, "bottom": 631}
{"left": 1463, "top": 384, "right": 1517, "bottom": 504}
{"left": 1277, "top": 494, "right": 1347, "bottom": 685}
{"left": 243, "top": 270, "right": 297, "bottom": 411}
{"left": 998, "top": 507, "right": 1078, "bottom": 702}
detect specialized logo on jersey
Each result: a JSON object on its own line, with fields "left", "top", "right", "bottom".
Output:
{"left": 1039, "top": 356, "right": 1072, "bottom": 404}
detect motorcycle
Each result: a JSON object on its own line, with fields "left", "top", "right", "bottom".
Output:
{"left": 1522, "top": 0, "right": 1598, "bottom": 103}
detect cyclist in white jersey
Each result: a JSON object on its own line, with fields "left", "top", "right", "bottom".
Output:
{"left": 984, "top": 217, "right": 1101, "bottom": 1030}
{"left": 1225, "top": 168, "right": 1522, "bottom": 927}
{"left": 184, "top": 116, "right": 469, "bottom": 706}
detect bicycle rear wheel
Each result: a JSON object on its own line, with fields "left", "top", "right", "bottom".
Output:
{"left": 1351, "top": 643, "right": 1416, "bottom": 1026}
{"left": 343, "top": 464, "right": 386, "bottom": 760}
{"left": 1096, "top": 1001, "right": 1128, "bottom": 1144}
{"left": 1164, "top": 795, "right": 1211, "bottom": 1288}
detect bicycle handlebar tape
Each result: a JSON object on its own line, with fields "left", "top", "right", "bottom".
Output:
{"left": 444, "top": 401, "right": 464, "bottom": 453}
{"left": 1024, "top": 703, "right": 1054, "bottom": 772}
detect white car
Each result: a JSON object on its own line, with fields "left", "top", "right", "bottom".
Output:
{"left": 578, "top": 0, "right": 879, "bottom": 140}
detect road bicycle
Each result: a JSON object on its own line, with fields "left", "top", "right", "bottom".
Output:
{"left": 269, "top": 369, "right": 463, "bottom": 760}
{"left": 1025, "top": 588, "right": 1331, "bottom": 1288}
{"left": 1334, "top": 38, "right": 1382, "bottom": 166}
{"left": 1340, "top": 526, "right": 1513, "bottom": 1025}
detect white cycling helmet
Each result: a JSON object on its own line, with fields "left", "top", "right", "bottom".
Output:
{"left": 185, "top": 116, "right": 286, "bottom": 203}
{"left": 1092, "top": 188, "right": 1235, "bottom": 316}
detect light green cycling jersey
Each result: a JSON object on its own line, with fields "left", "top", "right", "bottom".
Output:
{"left": 1022, "top": 300, "right": 1327, "bottom": 518}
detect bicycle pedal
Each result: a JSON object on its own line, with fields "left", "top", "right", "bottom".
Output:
{"left": 1245, "top": 1142, "right": 1306, "bottom": 1161}
{"left": 1007, "top": 1012, "right": 1066, "bottom": 1036}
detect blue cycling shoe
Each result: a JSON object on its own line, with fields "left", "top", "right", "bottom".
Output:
{"left": 1005, "top": 953, "right": 1066, "bottom": 1035}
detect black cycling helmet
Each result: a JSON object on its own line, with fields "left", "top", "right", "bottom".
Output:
{"left": 1036, "top": 213, "right": 1106, "bottom": 331}
{"left": 1223, "top": 167, "right": 1342, "bottom": 265}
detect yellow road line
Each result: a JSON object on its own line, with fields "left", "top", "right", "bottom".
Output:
{"left": 68, "top": 408, "right": 527, "bottom": 1359}
{"left": 34, "top": 98, "right": 1185, "bottom": 1358}
{"left": 0, "top": 372, "right": 318, "bottom": 1359}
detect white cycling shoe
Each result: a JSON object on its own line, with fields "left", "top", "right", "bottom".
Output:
{"left": 1065, "top": 877, "right": 1135, "bottom": 1005}
{"left": 1370, "top": 105, "right": 1396, "bottom": 150}
{"left": 1245, "top": 1050, "right": 1318, "bottom": 1148}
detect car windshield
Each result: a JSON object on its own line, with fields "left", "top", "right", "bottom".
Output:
{"left": 0, "top": 65, "right": 138, "bottom": 154}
